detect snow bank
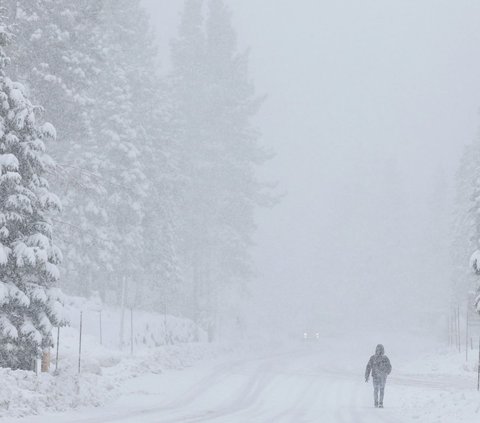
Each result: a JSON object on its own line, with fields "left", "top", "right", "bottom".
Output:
{"left": 0, "top": 295, "right": 229, "bottom": 419}
{"left": 62, "top": 295, "right": 208, "bottom": 349}
{"left": 394, "top": 346, "right": 480, "bottom": 423}
{"left": 0, "top": 341, "right": 233, "bottom": 418}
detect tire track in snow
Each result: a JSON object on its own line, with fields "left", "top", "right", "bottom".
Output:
{"left": 155, "top": 348, "right": 326, "bottom": 423}
{"left": 262, "top": 376, "right": 321, "bottom": 423}
{"left": 62, "top": 349, "right": 308, "bottom": 423}
{"left": 316, "top": 366, "right": 472, "bottom": 392}
{"left": 155, "top": 356, "right": 283, "bottom": 422}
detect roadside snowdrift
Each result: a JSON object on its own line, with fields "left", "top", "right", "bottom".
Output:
{"left": 0, "top": 295, "right": 231, "bottom": 418}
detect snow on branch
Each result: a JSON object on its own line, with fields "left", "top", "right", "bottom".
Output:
{"left": 470, "top": 250, "right": 480, "bottom": 274}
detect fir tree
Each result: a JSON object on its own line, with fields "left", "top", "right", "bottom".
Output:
{"left": 5, "top": 0, "right": 115, "bottom": 298}
{"left": 203, "top": 0, "right": 272, "bottom": 339}
{"left": 0, "top": 21, "right": 63, "bottom": 370}
{"left": 169, "top": 0, "right": 208, "bottom": 331}
{"left": 170, "top": 0, "right": 272, "bottom": 339}
{"left": 454, "top": 141, "right": 480, "bottom": 311}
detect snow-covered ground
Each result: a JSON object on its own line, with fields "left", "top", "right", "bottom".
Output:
{"left": 0, "top": 295, "right": 228, "bottom": 419}
{"left": 2, "top": 327, "right": 480, "bottom": 422}
{"left": 0, "top": 341, "right": 234, "bottom": 419}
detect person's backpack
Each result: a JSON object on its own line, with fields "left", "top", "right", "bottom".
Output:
{"left": 374, "top": 356, "right": 391, "bottom": 375}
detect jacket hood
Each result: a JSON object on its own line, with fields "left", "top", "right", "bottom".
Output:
{"left": 375, "top": 344, "right": 384, "bottom": 356}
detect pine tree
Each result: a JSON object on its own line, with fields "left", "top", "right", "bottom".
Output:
{"left": 5, "top": 0, "right": 115, "bottom": 298}
{"left": 6, "top": 0, "right": 99, "bottom": 157}
{"left": 170, "top": 0, "right": 272, "bottom": 339}
{"left": 6, "top": 0, "right": 184, "bottom": 316}
{"left": 141, "top": 88, "right": 184, "bottom": 313}
{"left": 90, "top": 0, "right": 174, "bottom": 306}
{"left": 454, "top": 141, "right": 480, "bottom": 311}
{"left": 169, "top": 0, "right": 208, "bottom": 331}
{"left": 0, "top": 21, "right": 63, "bottom": 369}
{"left": 203, "top": 0, "right": 272, "bottom": 339}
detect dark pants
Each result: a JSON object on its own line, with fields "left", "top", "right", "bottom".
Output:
{"left": 373, "top": 375, "right": 386, "bottom": 405}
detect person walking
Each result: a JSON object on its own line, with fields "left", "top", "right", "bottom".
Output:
{"left": 365, "top": 344, "right": 392, "bottom": 408}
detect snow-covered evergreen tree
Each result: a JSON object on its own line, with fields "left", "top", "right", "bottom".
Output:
{"left": 0, "top": 0, "right": 270, "bottom": 334}
{"left": 168, "top": 0, "right": 208, "bottom": 331}
{"left": 141, "top": 87, "right": 184, "bottom": 313}
{"left": 5, "top": 0, "right": 115, "bottom": 298}
{"left": 6, "top": 1, "right": 180, "bottom": 309}
{"left": 170, "top": 0, "right": 271, "bottom": 339}
{"left": 203, "top": 0, "right": 272, "bottom": 339}
{"left": 0, "top": 21, "right": 63, "bottom": 369}
{"left": 7, "top": 0, "right": 98, "bottom": 157}
{"left": 453, "top": 141, "right": 480, "bottom": 311}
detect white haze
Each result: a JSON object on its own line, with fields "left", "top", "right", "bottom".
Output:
{"left": 143, "top": 0, "right": 480, "bottom": 338}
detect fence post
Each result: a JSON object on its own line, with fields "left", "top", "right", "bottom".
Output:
{"left": 448, "top": 312, "right": 451, "bottom": 346}
{"left": 78, "top": 311, "right": 83, "bottom": 374}
{"left": 452, "top": 307, "right": 456, "bottom": 348}
{"left": 466, "top": 304, "right": 469, "bottom": 361}
{"left": 477, "top": 336, "right": 480, "bottom": 391}
{"left": 119, "top": 276, "right": 126, "bottom": 349}
{"left": 164, "top": 302, "right": 168, "bottom": 345}
{"left": 452, "top": 308, "right": 455, "bottom": 347}
{"left": 55, "top": 326, "right": 60, "bottom": 373}
{"left": 457, "top": 305, "right": 461, "bottom": 353}
{"left": 130, "top": 308, "right": 134, "bottom": 356}
{"left": 99, "top": 310, "right": 103, "bottom": 345}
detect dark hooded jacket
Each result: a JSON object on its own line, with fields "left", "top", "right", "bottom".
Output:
{"left": 365, "top": 344, "right": 392, "bottom": 379}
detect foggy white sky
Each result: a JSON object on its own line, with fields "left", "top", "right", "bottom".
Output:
{"left": 143, "top": 0, "right": 480, "bottom": 334}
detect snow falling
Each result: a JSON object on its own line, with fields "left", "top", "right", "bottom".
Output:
{"left": 0, "top": 1, "right": 479, "bottom": 422}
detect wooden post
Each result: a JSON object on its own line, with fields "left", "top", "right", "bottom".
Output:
{"left": 41, "top": 349, "right": 51, "bottom": 372}
{"left": 164, "top": 302, "right": 168, "bottom": 345}
{"left": 477, "top": 337, "right": 480, "bottom": 391}
{"left": 55, "top": 326, "right": 60, "bottom": 373}
{"left": 466, "top": 305, "right": 469, "bottom": 361}
{"left": 99, "top": 310, "right": 103, "bottom": 345}
{"left": 78, "top": 311, "right": 83, "bottom": 374}
{"left": 452, "top": 308, "right": 455, "bottom": 347}
{"left": 452, "top": 308, "right": 456, "bottom": 348}
{"left": 448, "top": 312, "right": 451, "bottom": 346}
{"left": 130, "top": 308, "right": 134, "bottom": 356}
{"left": 457, "top": 305, "right": 461, "bottom": 353}
{"left": 119, "top": 276, "right": 126, "bottom": 349}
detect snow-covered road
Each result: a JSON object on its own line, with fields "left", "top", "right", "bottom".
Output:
{"left": 6, "top": 338, "right": 475, "bottom": 423}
